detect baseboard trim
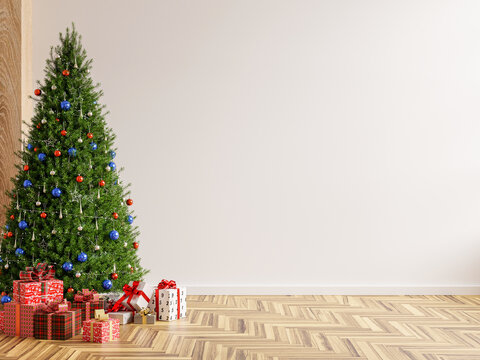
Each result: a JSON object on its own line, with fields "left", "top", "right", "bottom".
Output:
{"left": 185, "top": 285, "right": 480, "bottom": 295}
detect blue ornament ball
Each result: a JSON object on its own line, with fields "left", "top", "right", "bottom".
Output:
{"left": 0, "top": 256, "right": 3, "bottom": 262}
{"left": 27, "top": 143, "right": 33, "bottom": 151}
{"left": 23, "top": 179, "right": 32, "bottom": 188}
{"left": 1, "top": 295, "right": 11, "bottom": 304}
{"left": 109, "top": 150, "right": 116, "bottom": 159}
{"left": 109, "top": 230, "right": 119, "bottom": 240}
{"left": 15, "top": 248, "right": 24, "bottom": 256}
{"left": 62, "top": 261, "right": 73, "bottom": 272}
{"left": 127, "top": 215, "right": 134, "bottom": 224}
{"left": 68, "top": 147, "right": 77, "bottom": 156}
{"left": 18, "top": 220, "right": 28, "bottom": 230}
{"left": 51, "top": 187, "right": 62, "bottom": 198}
{"left": 77, "top": 252, "right": 88, "bottom": 262}
{"left": 60, "top": 100, "right": 71, "bottom": 110}
{"left": 90, "top": 142, "right": 97, "bottom": 150}
{"left": 102, "top": 279, "right": 112, "bottom": 290}
{"left": 108, "top": 162, "right": 116, "bottom": 171}
{"left": 37, "top": 153, "right": 46, "bottom": 161}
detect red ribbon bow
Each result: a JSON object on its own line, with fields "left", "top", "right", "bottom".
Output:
{"left": 157, "top": 279, "right": 176, "bottom": 289}
{"left": 37, "top": 300, "right": 61, "bottom": 314}
{"left": 19, "top": 262, "right": 55, "bottom": 282}
{"left": 74, "top": 289, "right": 97, "bottom": 302}
{"left": 111, "top": 281, "right": 149, "bottom": 312}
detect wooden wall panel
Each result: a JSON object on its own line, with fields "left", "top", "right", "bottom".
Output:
{"left": 0, "top": 0, "right": 31, "bottom": 227}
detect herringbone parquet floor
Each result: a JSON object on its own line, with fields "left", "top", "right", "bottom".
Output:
{"left": 1, "top": 295, "right": 480, "bottom": 359}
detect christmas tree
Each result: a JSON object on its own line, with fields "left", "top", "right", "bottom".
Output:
{"left": 0, "top": 25, "right": 148, "bottom": 295}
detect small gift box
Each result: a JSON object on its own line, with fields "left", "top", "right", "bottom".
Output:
{"left": 4, "top": 302, "right": 44, "bottom": 337}
{"left": 134, "top": 308, "right": 155, "bottom": 324}
{"left": 34, "top": 307, "right": 81, "bottom": 340}
{"left": 82, "top": 318, "right": 120, "bottom": 343}
{"left": 108, "top": 311, "right": 133, "bottom": 325}
{"left": 0, "top": 310, "right": 4, "bottom": 333}
{"left": 111, "top": 281, "right": 154, "bottom": 312}
{"left": 154, "top": 280, "right": 187, "bottom": 321}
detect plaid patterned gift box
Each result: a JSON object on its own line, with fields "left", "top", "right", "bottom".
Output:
{"left": 82, "top": 318, "right": 120, "bottom": 343}
{"left": 72, "top": 299, "right": 104, "bottom": 324}
{"left": 4, "top": 302, "right": 44, "bottom": 337}
{"left": 0, "top": 311, "right": 4, "bottom": 333}
{"left": 34, "top": 309, "right": 81, "bottom": 340}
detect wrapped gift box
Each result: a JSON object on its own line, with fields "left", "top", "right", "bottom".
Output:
{"left": 72, "top": 300, "right": 104, "bottom": 324}
{"left": 4, "top": 302, "right": 44, "bottom": 337}
{"left": 116, "top": 281, "right": 154, "bottom": 312}
{"left": 12, "top": 280, "right": 41, "bottom": 304}
{"left": 0, "top": 310, "right": 4, "bottom": 333}
{"left": 13, "top": 263, "right": 62, "bottom": 304}
{"left": 155, "top": 287, "right": 187, "bottom": 321}
{"left": 82, "top": 318, "right": 120, "bottom": 343}
{"left": 134, "top": 311, "right": 155, "bottom": 324}
{"left": 34, "top": 309, "right": 81, "bottom": 340}
{"left": 108, "top": 311, "right": 134, "bottom": 325}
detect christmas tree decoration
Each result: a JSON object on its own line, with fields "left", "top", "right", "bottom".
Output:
{"left": 15, "top": 248, "right": 25, "bottom": 256}
{"left": 0, "top": 26, "right": 147, "bottom": 293}
{"left": 9, "top": 215, "right": 14, "bottom": 220}
{"left": 112, "top": 212, "right": 118, "bottom": 219}
{"left": 60, "top": 100, "right": 71, "bottom": 110}
{"left": 111, "top": 272, "right": 118, "bottom": 280}
{"left": 102, "top": 280, "right": 112, "bottom": 290}
{"left": 126, "top": 199, "right": 133, "bottom": 206}
{"left": 34, "top": 89, "right": 42, "bottom": 96}
{"left": 75, "top": 272, "right": 81, "bottom": 278}
{"left": 51, "top": 187, "right": 62, "bottom": 198}
{"left": 127, "top": 215, "right": 134, "bottom": 224}
{"left": 67, "top": 287, "right": 74, "bottom": 293}
{"left": 62, "top": 262, "right": 73, "bottom": 272}
{"left": 108, "top": 162, "right": 116, "bottom": 171}
{"left": 109, "top": 230, "right": 119, "bottom": 240}
{"left": 105, "top": 165, "right": 111, "bottom": 172}
{"left": 1, "top": 295, "right": 11, "bottom": 304}
{"left": 77, "top": 252, "right": 88, "bottom": 262}
{"left": 133, "top": 242, "right": 139, "bottom": 250}
{"left": 62, "top": 69, "right": 70, "bottom": 76}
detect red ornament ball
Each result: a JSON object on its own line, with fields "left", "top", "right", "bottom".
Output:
{"left": 7, "top": 232, "right": 13, "bottom": 238}
{"left": 87, "top": 132, "right": 93, "bottom": 139}
{"left": 98, "top": 180, "right": 106, "bottom": 187}
{"left": 111, "top": 272, "right": 118, "bottom": 280}
{"left": 126, "top": 199, "right": 133, "bottom": 206}
{"left": 34, "top": 89, "right": 41, "bottom": 96}
{"left": 36, "top": 123, "right": 41, "bottom": 129}
{"left": 67, "top": 287, "right": 74, "bottom": 293}
{"left": 62, "top": 69, "right": 70, "bottom": 76}
{"left": 1, "top": 292, "right": 5, "bottom": 296}
{"left": 54, "top": 150, "right": 61, "bottom": 157}
{"left": 33, "top": 147, "right": 38, "bottom": 152}
{"left": 9, "top": 215, "right": 14, "bottom": 220}
{"left": 130, "top": 267, "right": 134, "bottom": 273}
{"left": 76, "top": 175, "right": 84, "bottom": 183}
{"left": 55, "top": 118, "right": 60, "bottom": 122}
{"left": 133, "top": 242, "right": 139, "bottom": 250}
{"left": 61, "top": 130, "right": 67, "bottom": 136}
{"left": 40, "top": 212, "right": 47, "bottom": 219}
{"left": 23, "top": 165, "right": 29, "bottom": 171}
{"left": 112, "top": 212, "right": 118, "bottom": 219}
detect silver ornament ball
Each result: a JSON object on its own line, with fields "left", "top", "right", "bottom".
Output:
{"left": 77, "top": 138, "right": 83, "bottom": 143}
{"left": 51, "top": 229, "right": 57, "bottom": 235}
{"left": 105, "top": 166, "right": 111, "bottom": 172}
{"left": 4, "top": 264, "right": 9, "bottom": 269}
{"left": 87, "top": 111, "right": 93, "bottom": 117}
{"left": 35, "top": 201, "right": 41, "bottom": 206}
{"left": 75, "top": 272, "right": 81, "bottom": 278}
{"left": 41, "top": 119, "right": 47, "bottom": 124}
{"left": 51, "top": 85, "right": 57, "bottom": 90}
{"left": 50, "top": 170, "right": 55, "bottom": 176}
{"left": 124, "top": 242, "right": 128, "bottom": 247}
{"left": 94, "top": 245, "right": 100, "bottom": 251}
{"left": 77, "top": 226, "right": 83, "bottom": 231}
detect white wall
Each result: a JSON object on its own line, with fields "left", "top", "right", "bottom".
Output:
{"left": 33, "top": 0, "right": 480, "bottom": 294}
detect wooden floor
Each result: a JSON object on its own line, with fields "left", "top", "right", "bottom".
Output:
{"left": 1, "top": 295, "right": 480, "bottom": 359}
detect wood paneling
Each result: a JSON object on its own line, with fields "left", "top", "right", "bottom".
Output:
{"left": 0, "top": 295, "right": 480, "bottom": 359}
{"left": 0, "top": 0, "right": 31, "bottom": 227}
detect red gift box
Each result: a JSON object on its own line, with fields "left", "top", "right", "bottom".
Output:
{"left": 71, "top": 299, "right": 104, "bottom": 324}
{"left": 34, "top": 309, "right": 81, "bottom": 340}
{"left": 12, "top": 280, "right": 41, "bottom": 304}
{"left": 82, "top": 318, "right": 120, "bottom": 343}
{"left": 13, "top": 263, "right": 62, "bottom": 304}
{"left": 0, "top": 311, "right": 4, "bottom": 333}
{"left": 4, "top": 302, "right": 44, "bottom": 337}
